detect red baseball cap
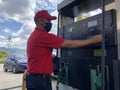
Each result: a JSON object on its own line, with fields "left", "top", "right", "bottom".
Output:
{"left": 34, "top": 10, "right": 57, "bottom": 20}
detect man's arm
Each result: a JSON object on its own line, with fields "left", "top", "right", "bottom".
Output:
{"left": 61, "top": 34, "right": 102, "bottom": 48}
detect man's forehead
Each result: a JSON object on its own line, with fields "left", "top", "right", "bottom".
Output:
{"left": 43, "top": 18, "right": 51, "bottom": 22}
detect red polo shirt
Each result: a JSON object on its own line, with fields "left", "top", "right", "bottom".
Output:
{"left": 27, "top": 27, "right": 64, "bottom": 74}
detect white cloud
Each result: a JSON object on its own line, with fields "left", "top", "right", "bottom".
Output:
{"left": 0, "top": 42, "right": 7, "bottom": 47}
{"left": 12, "top": 22, "right": 35, "bottom": 37}
{"left": 0, "top": 0, "right": 36, "bottom": 22}
{"left": 0, "top": 35, "right": 6, "bottom": 40}
{"left": 50, "top": 10, "right": 58, "bottom": 35}
{"left": 0, "top": 0, "right": 64, "bottom": 49}
{"left": 0, "top": 35, "right": 8, "bottom": 48}
{"left": 0, "top": 18, "right": 4, "bottom": 23}
{"left": 1, "top": 37, "right": 27, "bottom": 49}
{"left": 3, "top": 28, "right": 11, "bottom": 34}
{"left": 0, "top": 0, "right": 37, "bottom": 49}
{"left": 35, "top": 0, "right": 63, "bottom": 12}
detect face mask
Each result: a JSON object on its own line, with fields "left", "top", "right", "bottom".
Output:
{"left": 44, "top": 23, "right": 52, "bottom": 32}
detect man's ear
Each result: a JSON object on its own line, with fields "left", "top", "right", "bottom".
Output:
{"left": 39, "top": 18, "right": 46, "bottom": 26}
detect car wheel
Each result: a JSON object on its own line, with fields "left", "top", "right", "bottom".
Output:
{"left": 12, "top": 66, "right": 18, "bottom": 73}
{"left": 3, "top": 65, "right": 7, "bottom": 72}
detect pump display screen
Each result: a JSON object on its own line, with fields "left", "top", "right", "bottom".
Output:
{"left": 64, "top": 9, "right": 117, "bottom": 46}
{"left": 88, "top": 20, "right": 97, "bottom": 27}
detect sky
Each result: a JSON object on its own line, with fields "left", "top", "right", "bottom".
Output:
{"left": 0, "top": 0, "right": 63, "bottom": 50}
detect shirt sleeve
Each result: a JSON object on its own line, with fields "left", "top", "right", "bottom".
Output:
{"left": 38, "top": 33, "right": 65, "bottom": 49}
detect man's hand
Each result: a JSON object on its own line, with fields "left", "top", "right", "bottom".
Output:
{"left": 90, "top": 34, "right": 102, "bottom": 44}
{"left": 61, "top": 34, "right": 102, "bottom": 48}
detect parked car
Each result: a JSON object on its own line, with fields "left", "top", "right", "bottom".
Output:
{"left": 3, "top": 54, "right": 27, "bottom": 73}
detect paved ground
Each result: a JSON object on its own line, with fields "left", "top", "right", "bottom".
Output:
{"left": 0, "top": 64, "right": 57, "bottom": 90}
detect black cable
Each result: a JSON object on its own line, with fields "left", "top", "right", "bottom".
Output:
{"left": 101, "top": 0, "right": 106, "bottom": 90}
{"left": 56, "top": 11, "right": 59, "bottom": 57}
{"left": 56, "top": 10, "right": 61, "bottom": 90}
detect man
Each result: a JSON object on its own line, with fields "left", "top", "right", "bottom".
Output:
{"left": 26, "top": 10, "right": 102, "bottom": 90}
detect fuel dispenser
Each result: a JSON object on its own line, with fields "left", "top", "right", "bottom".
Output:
{"left": 56, "top": 0, "right": 120, "bottom": 90}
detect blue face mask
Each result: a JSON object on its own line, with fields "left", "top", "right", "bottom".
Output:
{"left": 44, "top": 23, "right": 52, "bottom": 32}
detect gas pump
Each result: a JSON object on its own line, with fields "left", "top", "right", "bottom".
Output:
{"left": 56, "top": 0, "right": 120, "bottom": 90}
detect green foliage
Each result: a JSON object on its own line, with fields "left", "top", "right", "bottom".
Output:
{"left": 0, "top": 50, "right": 9, "bottom": 63}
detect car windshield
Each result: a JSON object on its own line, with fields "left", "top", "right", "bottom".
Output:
{"left": 15, "top": 55, "right": 27, "bottom": 62}
{"left": 15, "top": 55, "right": 26, "bottom": 59}
{"left": 10, "top": 54, "right": 26, "bottom": 60}
{"left": 17, "top": 58, "right": 27, "bottom": 62}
